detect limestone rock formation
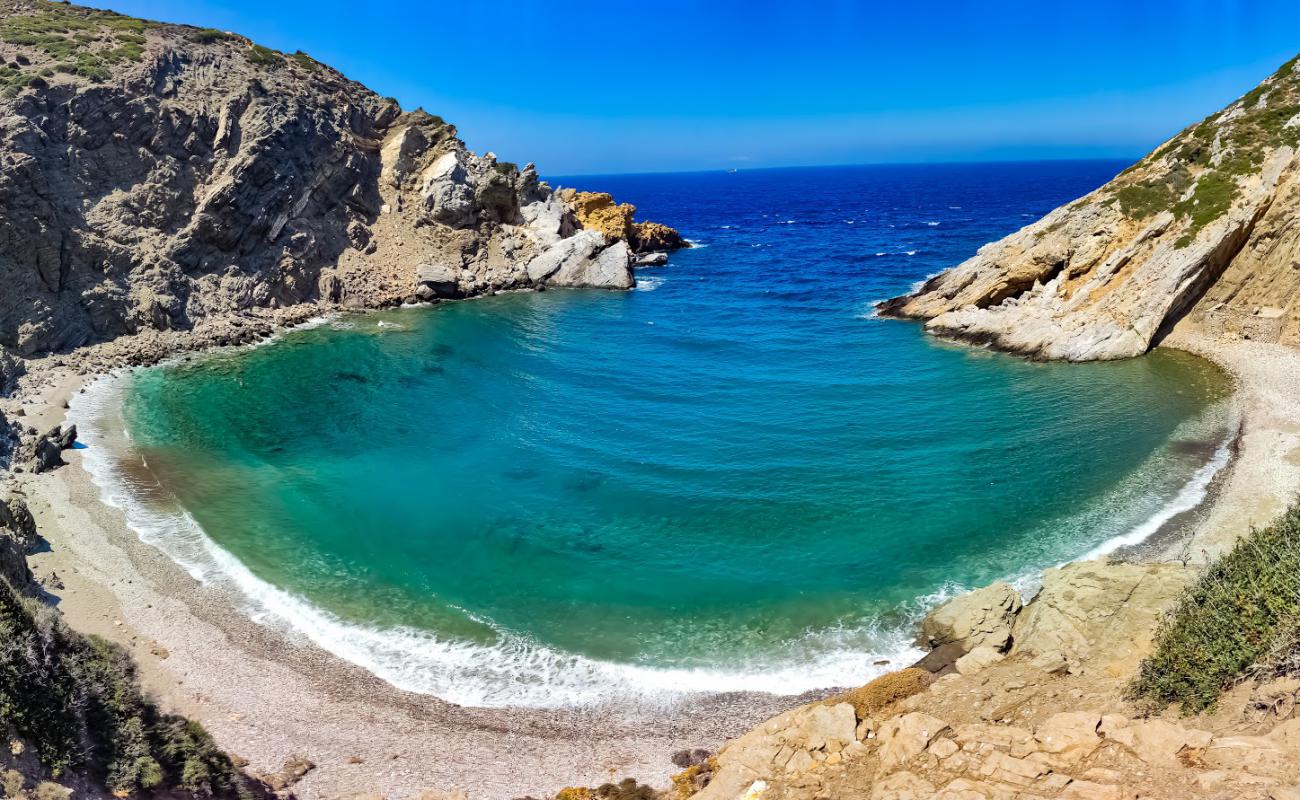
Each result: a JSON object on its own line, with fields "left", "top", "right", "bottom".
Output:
{"left": 688, "top": 701, "right": 859, "bottom": 800}
{"left": 919, "top": 581, "right": 1023, "bottom": 654}
{"left": 880, "top": 54, "right": 1300, "bottom": 360}
{"left": 0, "top": 1, "right": 684, "bottom": 364}
{"left": 1010, "top": 561, "right": 1189, "bottom": 674}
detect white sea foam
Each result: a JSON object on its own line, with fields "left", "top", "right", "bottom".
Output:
{"left": 636, "top": 276, "right": 664, "bottom": 292}
{"left": 925, "top": 221, "right": 940, "bottom": 227}
{"left": 684, "top": 238, "right": 708, "bottom": 248}
{"left": 66, "top": 368, "right": 1237, "bottom": 711}
{"left": 1075, "top": 433, "right": 1233, "bottom": 562}
{"left": 69, "top": 374, "right": 924, "bottom": 709}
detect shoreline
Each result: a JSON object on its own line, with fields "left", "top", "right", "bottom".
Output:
{"left": 9, "top": 311, "right": 1300, "bottom": 799}
{"left": 7, "top": 309, "right": 820, "bottom": 800}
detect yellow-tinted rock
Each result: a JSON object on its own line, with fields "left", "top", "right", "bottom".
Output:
{"left": 558, "top": 189, "right": 688, "bottom": 252}
{"left": 558, "top": 190, "right": 636, "bottom": 243}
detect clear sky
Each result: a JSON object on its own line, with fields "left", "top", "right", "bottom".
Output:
{"left": 84, "top": 0, "right": 1300, "bottom": 175}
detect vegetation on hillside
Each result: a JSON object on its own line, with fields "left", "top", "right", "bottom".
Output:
{"left": 0, "top": 577, "right": 251, "bottom": 797}
{"left": 0, "top": 1, "right": 334, "bottom": 92}
{"left": 0, "top": 1, "right": 153, "bottom": 84}
{"left": 1130, "top": 499, "right": 1300, "bottom": 713}
{"left": 1105, "top": 54, "right": 1300, "bottom": 247}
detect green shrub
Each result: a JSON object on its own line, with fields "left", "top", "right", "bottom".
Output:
{"left": 289, "top": 50, "right": 319, "bottom": 70}
{"left": 1131, "top": 500, "right": 1300, "bottom": 713}
{"left": 246, "top": 44, "right": 283, "bottom": 68}
{"left": 0, "top": 578, "right": 245, "bottom": 796}
{"left": 189, "top": 28, "right": 235, "bottom": 43}
{"left": 1114, "top": 181, "right": 1175, "bottom": 219}
{"left": 1171, "top": 173, "right": 1240, "bottom": 247}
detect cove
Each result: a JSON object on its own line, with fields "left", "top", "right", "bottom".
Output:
{"left": 79, "top": 163, "right": 1231, "bottom": 707}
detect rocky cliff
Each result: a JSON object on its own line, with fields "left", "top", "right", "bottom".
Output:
{"left": 0, "top": 0, "right": 683, "bottom": 363}
{"left": 880, "top": 55, "right": 1300, "bottom": 361}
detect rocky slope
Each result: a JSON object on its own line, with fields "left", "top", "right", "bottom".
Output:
{"left": 0, "top": 0, "right": 682, "bottom": 366}
{"left": 880, "top": 54, "right": 1300, "bottom": 361}
{"left": 655, "top": 562, "right": 1300, "bottom": 800}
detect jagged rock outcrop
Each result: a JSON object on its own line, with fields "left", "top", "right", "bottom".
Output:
{"left": 0, "top": 495, "right": 35, "bottom": 589}
{"left": 558, "top": 190, "right": 690, "bottom": 254}
{"left": 0, "top": 1, "right": 684, "bottom": 363}
{"left": 0, "top": 523, "right": 32, "bottom": 590}
{"left": 881, "top": 54, "right": 1300, "bottom": 361}
{"left": 18, "top": 424, "right": 77, "bottom": 474}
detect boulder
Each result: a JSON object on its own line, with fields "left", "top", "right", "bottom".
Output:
{"left": 635, "top": 251, "right": 669, "bottom": 267}
{"left": 632, "top": 220, "right": 689, "bottom": 252}
{"left": 920, "top": 581, "right": 1022, "bottom": 653}
{"left": 415, "top": 263, "right": 460, "bottom": 299}
{"left": 22, "top": 425, "right": 77, "bottom": 474}
{"left": 0, "top": 498, "right": 40, "bottom": 553}
{"left": 954, "top": 645, "right": 1004, "bottom": 676}
{"left": 420, "top": 151, "right": 477, "bottom": 228}
{"left": 527, "top": 232, "right": 634, "bottom": 290}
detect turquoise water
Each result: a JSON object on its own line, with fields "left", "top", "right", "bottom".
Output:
{"left": 77, "top": 163, "right": 1231, "bottom": 707}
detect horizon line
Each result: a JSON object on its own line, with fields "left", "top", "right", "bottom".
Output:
{"left": 549, "top": 154, "right": 1142, "bottom": 180}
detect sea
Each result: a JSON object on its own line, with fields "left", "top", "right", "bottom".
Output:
{"left": 70, "top": 161, "right": 1233, "bottom": 708}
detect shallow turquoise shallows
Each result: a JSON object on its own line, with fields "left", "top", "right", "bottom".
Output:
{"left": 83, "top": 163, "right": 1232, "bottom": 707}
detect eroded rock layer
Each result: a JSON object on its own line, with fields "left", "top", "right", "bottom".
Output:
{"left": 881, "top": 55, "right": 1300, "bottom": 361}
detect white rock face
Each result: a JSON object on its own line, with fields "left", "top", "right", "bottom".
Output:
{"left": 420, "top": 151, "right": 477, "bottom": 228}
{"left": 525, "top": 231, "right": 633, "bottom": 289}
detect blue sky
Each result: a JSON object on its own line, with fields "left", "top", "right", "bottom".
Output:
{"left": 87, "top": 0, "right": 1300, "bottom": 175}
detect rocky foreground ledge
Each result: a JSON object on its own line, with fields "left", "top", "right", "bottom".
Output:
{"left": 879, "top": 55, "right": 1300, "bottom": 361}
{"left": 651, "top": 561, "right": 1300, "bottom": 800}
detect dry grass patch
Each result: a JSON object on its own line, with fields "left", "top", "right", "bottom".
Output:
{"left": 826, "top": 667, "right": 934, "bottom": 719}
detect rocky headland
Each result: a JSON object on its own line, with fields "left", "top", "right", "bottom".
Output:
{"left": 878, "top": 56, "right": 1300, "bottom": 362}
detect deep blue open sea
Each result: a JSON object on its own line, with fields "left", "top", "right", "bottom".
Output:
{"left": 73, "top": 162, "right": 1231, "bottom": 707}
